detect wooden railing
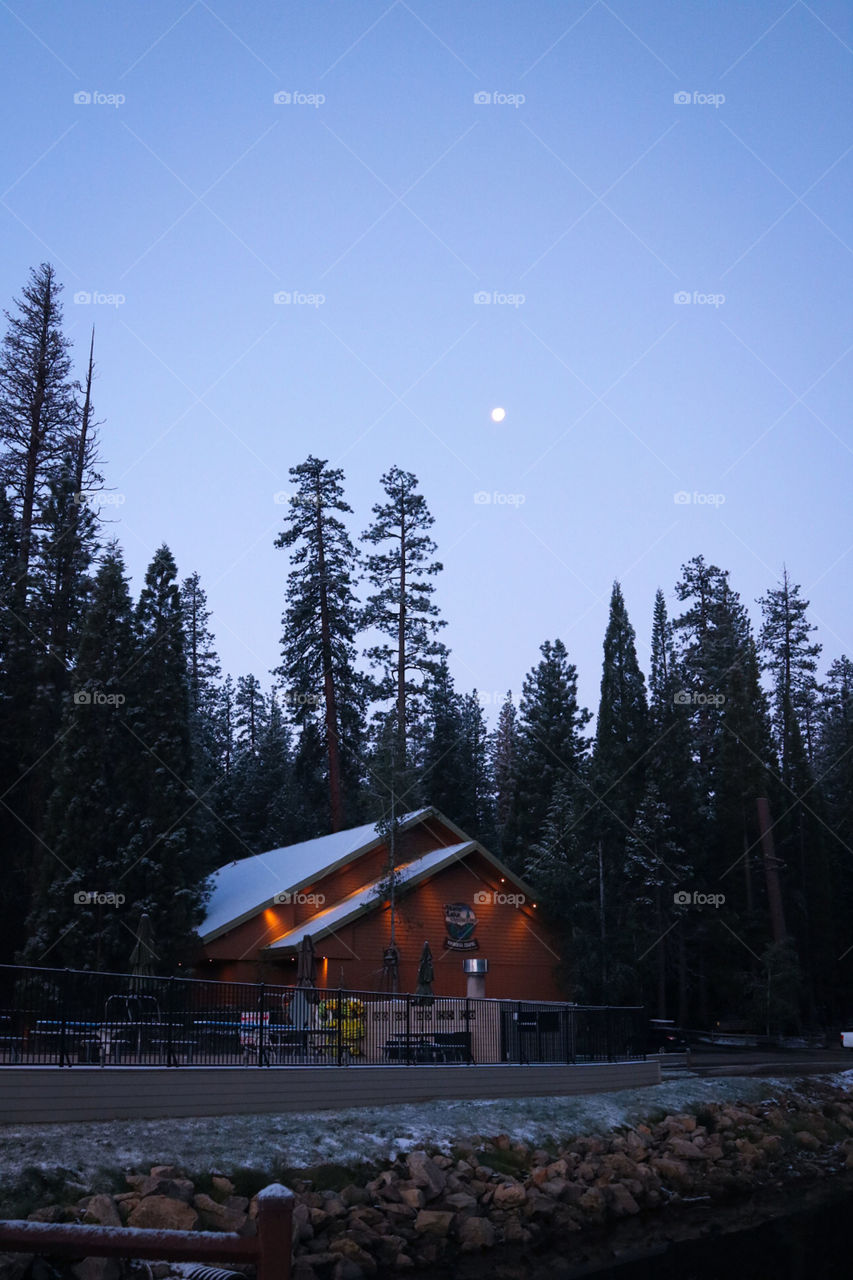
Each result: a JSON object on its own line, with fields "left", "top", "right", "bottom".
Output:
{"left": 0, "top": 1182, "right": 293, "bottom": 1280}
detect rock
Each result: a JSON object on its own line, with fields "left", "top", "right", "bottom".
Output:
{"left": 607, "top": 1183, "right": 640, "bottom": 1217}
{"left": 394, "top": 1255, "right": 414, "bottom": 1269}
{"left": 149, "top": 1165, "right": 183, "bottom": 1180}
{"left": 0, "top": 1253, "right": 31, "bottom": 1280}
{"left": 211, "top": 1175, "right": 235, "bottom": 1199}
{"left": 413, "top": 1209, "right": 454, "bottom": 1237}
{"left": 81, "top": 1196, "right": 122, "bottom": 1228}
{"left": 668, "top": 1138, "right": 707, "bottom": 1161}
{"left": 26, "top": 1207, "right": 66, "bottom": 1223}
{"left": 329, "top": 1238, "right": 377, "bottom": 1274}
{"left": 127, "top": 1196, "right": 200, "bottom": 1231}
{"left": 126, "top": 1175, "right": 194, "bottom": 1203}
{"left": 406, "top": 1152, "right": 447, "bottom": 1200}
{"left": 795, "top": 1131, "right": 820, "bottom": 1151}
{"left": 578, "top": 1187, "right": 606, "bottom": 1217}
{"left": 493, "top": 1181, "right": 526, "bottom": 1208}
{"left": 459, "top": 1216, "right": 496, "bottom": 1251}
{"left": 443, "top": 1191, "right": 478, "bottom": 1211}
{"left": 340, "top": 1184, "right": 370, "bottom": 1207}
{"left": 71, "top": 1261, "right": 121, "bottom": 1280}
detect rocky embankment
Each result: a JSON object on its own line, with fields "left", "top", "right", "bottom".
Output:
{"left": 5, "top": 1077, "right": 853, "bottom": 1279}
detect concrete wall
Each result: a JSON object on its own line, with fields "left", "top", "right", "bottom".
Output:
{"left": 1, "top": 1060, "right": 660, "bottom": 1124}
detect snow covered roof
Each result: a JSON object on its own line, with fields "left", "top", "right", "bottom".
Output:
{"left": 200, "top": 809, "right": 438, "bottom": 941}
{"left": 266, "top": 842, "right": 474, "bottom": 950}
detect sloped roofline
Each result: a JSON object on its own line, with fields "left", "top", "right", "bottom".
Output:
{"left": 200, "top": 806, "right": 473, "bottom": 944}
{"left": 263, "top": 836, "right": 540, "bottom": 952}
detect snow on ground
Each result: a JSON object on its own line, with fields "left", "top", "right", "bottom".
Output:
{"left": 3, "top": 1071, "right": 852, "bottom": 1190}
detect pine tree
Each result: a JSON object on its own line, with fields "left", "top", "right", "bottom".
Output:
{"left": 458, "top": 690, "right": 494, "bottom": 841}
{"left": 275, "top": 456, "right": 364, "bottom": 831}
{"left": 21, "top": 544, "right": 139, "bottom": 969}
{"left": 587, "top": 583, "right": 649, "bottom": 1001}
{"left": 758, "top": 567, "right": 822, "bottom": 777}
{"left": 0, "top": 263, "right": 79, "bottom": 591}
{"left": 420, "top": 658, "right": 465, "bottom": 818}
{"left": 362, "top": 466, "right": 447, "bottom": 782}
{"left": 511, "top": 639, "right": 591, "bottom": 867}
{"left": 526, "top": 779, "right": 594, "bottom": 998}
{"left": 122, "top": 544, "right": 210, "bottom": 971}
{"left": 491, "top": 692, "right": 519, "bottom": 859}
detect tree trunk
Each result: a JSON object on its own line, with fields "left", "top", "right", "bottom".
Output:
{"left": 315, "top": 484, "right": 343, "bottom": 832}
{"left": 757, "top": 796, "right": 787, "bottom": 943}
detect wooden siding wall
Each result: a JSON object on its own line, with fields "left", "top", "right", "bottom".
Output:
{"left": 205, "top": 849, "right": 565, "bottom": 1000}
{"left": 1, "top": 1060, "right": 661, "bottom": 1124}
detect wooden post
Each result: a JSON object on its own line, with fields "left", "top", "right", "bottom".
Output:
{"left": 256, "top": 1183, "right": 294, "bottom": 1280}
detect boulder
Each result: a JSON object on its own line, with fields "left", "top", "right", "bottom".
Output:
{"left": 459, "top": 1216, "right": 496, "bottom": 1251}
{"left": 127, "top": 1196, "right": 200, "bottom": 1231}
{"left": 211, "top": 1175, "right": 235, "bottom": 1199}
{"left": 405, "top": 1153, "right": 447, "bottom": 1200}
{"left": 667, "top": 1138, "right": 707, "bottom": 1161}
{"left": 328, "top": 1237, "right": 377, "bottom": 1274}
{"left": 413, "top": 1209, "right": 454, "bottom": 1237}
{"left": 71, "top": 1260, "right": 122, "bottom": 1280}
{"left": 81, "top": 1196, "right": 122, "bottom": 1228}
{"left": 492, "top": 1182, "right": 526, "bottom": 1208}
{"left": 795, "top": 1131, "right": 820, "bottom": 1151}
{"left": 607, "top": 1183, "right": 640, "bottom": 1217}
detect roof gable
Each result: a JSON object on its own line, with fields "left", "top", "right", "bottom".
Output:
{"left": 201, "top": 809, "right": 435, "bottom": 941}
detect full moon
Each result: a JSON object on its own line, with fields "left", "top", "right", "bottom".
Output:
{"left": 490, "top": 407, "right": 506, "bottom": 422}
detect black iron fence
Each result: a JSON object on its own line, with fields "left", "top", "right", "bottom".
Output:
{"left": 0, "top": 965, "right": 646, "bottom": 1067}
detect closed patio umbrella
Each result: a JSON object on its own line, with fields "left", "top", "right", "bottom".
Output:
{"left": 414, "top": 941, "right": 434, "bottom": 1005}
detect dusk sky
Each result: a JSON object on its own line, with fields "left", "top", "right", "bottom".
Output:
{"left": 2, "top": 0, "right": 851, "bottom": 719}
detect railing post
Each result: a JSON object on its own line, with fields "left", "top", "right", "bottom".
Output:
{"left": 256, "top": 1183, "right": 294, "bottom": 1280}
{"left": 335, "top": 989, "right": 342, "bottom": 1065}
{"left": 406, "top": 992, "right": 412, "bottom": 1064}
{"left": 166, "top": 977, "right": 175, "bottom": 1067}
{"left": 258, "top": 982, "right": 266, "bottom": 1067}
